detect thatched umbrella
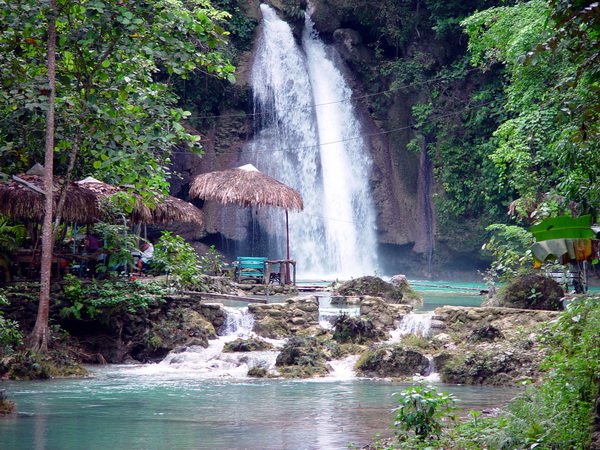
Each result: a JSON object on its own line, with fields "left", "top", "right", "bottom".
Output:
{"left": 189, "top": 164, "right": 303, "bottom": 260}
{"left": 0, "top": 174, "right": 99, "bottom": 223}
{"left": 77, "top": 177, "right": 203, "bottom": 225}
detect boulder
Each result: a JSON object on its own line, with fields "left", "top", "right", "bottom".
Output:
{"left": 359, "top": 296, "right": 412, "bottom": 330}
{"left": 355, "top": 345, "right": 430, "bottom": 378}
{"left": 334, "top": 275, "right": 422, "bottom": 304}
{"left": 248, "top": 296, "right": 320, "bottom": 338}
{"left": 275, "top": 336, "right": 331, "bottom": 378}
{"left": 331, "top": 314, "right": 386, "bottom": 344}
{"left": 223, "top": 337, "right": 274, "bottom": 352}
{"left": 468, "top": 325, "right": 504, "bottom": 343}
{"left": 485, "top": 273, "right": 564, "bottom": 310}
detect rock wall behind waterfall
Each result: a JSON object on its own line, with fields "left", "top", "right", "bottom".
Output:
{"left": 168, "top": 1, "right": 480, "bottom": 277}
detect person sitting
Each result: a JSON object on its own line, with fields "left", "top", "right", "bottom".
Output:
{"left": 85, "top": 233, "right": 103, "bottom": 277}
{"left": 137, "top": 238, "right": 154, "bottom": 274}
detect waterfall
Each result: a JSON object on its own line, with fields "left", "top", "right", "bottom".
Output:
{"left": 246, "top": 4, "right": 378, "bottom": 279}
{"left": 391, "top": 311, "right": 434, "bottom": 339}
{"left": 153, "top": 307, "right": 275, "bottom": 376}
{"left": 221, "top": 306, "right": 255, "bottom": 337}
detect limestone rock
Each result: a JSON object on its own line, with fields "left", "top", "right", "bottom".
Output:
{"left": 359, "top": 296, "right": 412, "bottom": 329}
{"left": 275, "top": 336, "right": 331, "bottom": 378}
{"left": 249, "top": 296, "right": 320, "bottom": 338}
{"left": 223, "top": 337, "right": 274, "bottom": 352}
{"left": 355, "top": 345, "right": 430, "bottom": 378}
{"left": 485, "top": 273, "right": 564, "bottom": 310}
{"left": 334, "top": 275, "right": 422, "bottom": 304}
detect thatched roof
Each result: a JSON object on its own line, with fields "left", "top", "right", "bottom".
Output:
{"left": 189, "top": 164, "right": 304, "bottom": 211}
{"left": 77, "top": 177, "right": 203, "bottom": 225}
{"left": 0, "top": 174, "right": 99, "bottom": 223}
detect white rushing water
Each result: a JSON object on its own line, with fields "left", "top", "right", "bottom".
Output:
{"left": 247, "top": 4, "right": 378, "bottom": 279}
{"left": 138, "top": 307, "right": 280, "bottom": 378}
{"left": 389, "top": 311, "right": 434, "bottom": 340}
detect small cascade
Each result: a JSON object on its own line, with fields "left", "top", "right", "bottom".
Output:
{"left": 318, "top": 306, "right": 360, "bottom": 329}
{"left": 220, "top": 306, "right": 255, "bottom": 337}
{"left": 422, "top": 357, "right": 441, "bottom": 382}
{"left": 327, "top": 354, "right": 360, "bottom": 380}
{"left": 317, "top": 295, "right": 360, "bottom": 329}
{"left": 146, "top": 307, "right": 277, "bottom": 377}
{"left": 390, "top": 311, "right": 434, "bottom": 340}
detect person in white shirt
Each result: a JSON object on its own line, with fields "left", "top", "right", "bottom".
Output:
{"left": 137, "top": 238, "right": 154, "bottom": 273}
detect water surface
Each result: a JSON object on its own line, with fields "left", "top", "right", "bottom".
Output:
{"left": 1, "top": 365, "right": 519, "bottom": 449}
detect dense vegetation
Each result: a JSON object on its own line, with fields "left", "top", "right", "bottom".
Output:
{"left": 274, "top": 0, "right": 600, "bottom": 257}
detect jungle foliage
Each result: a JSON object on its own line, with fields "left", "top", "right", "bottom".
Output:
{"left": 297, "top": 0, "right": 599, "bottom": 254}
{"left": 0, "top": 0, "right": 235, "bottom": 191}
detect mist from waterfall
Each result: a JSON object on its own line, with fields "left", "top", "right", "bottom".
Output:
{"left": 246, "top": 3, "right": 378, "bottom": 279}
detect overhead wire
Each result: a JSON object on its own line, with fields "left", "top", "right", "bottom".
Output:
{"left": 186, "top": 66, "right": 485, "bottom": 121}
{"left": 167, "top": 98, "right": 496, "bottom": 156}
{"left": 167, "top": 66, "right": 495, "bottom": 225}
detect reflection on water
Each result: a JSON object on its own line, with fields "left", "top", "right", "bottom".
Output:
{"left": 0, "top": 366, "right": 520, "bottom": 449}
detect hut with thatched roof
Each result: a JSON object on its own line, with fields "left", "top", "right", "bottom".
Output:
{"left": 189, "top": 164, "right": 303, "bottom": 211}
{"left": 0, "top": 174, "right": 99, "bottom": 223}
{"left": 78, "top": 177, "right": 203, "bottom": 225}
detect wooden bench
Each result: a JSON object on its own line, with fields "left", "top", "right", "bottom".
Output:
{"left": 234, "top": 257, "right": 268, "bottom": 283}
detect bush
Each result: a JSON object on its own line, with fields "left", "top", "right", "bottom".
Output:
{"left": 332, "top": 314, "right": 382, "bottom": 344}
{"left": 392, "top": 378, "right": 459, "bottom": 441}
{"left": 0, "top": 294, "right": 23, "bottom": 355}
{"left": 152, "top": 232, "right": 201, "bottom": 289}
{"left": 492, "top": 295, "right": 600, "bottom": 447}
{"left": 60, "top": 275, "right": 165, "bottom": 321}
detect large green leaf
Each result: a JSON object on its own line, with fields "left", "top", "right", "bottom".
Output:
{"left": 530, "top": 215, "right": 594, "bottom": 241}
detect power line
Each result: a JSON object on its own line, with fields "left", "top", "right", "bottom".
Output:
{"left": 167, "top": 99, "right": 495, "bottom": 156}
{"left": 187, "top": 66, "right": 484, "bottom": 121}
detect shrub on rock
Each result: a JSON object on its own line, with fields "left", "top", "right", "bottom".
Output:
{"left": 275, "top": 336, "right": 332, "bottom": 378}
{"left": 332, "top": 314, "right": 385, "bottom": 344}
{"left": 486, "top": 273, "right": 564, "bottom": 310}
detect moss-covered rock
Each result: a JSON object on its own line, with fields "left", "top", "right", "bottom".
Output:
{"left": 439, "top": 345, "right": 543, "bottom": 386}
{"left": 275, "top": 336, "right": 332, "bottom": 378}
{"left": 359, "top": 296, "right": 412, "bottom": 330}
{"left": 331, "top": 314, "right": 386, "bottom": 344}
{"left": 485, "top": 273, "right": 564, "bottom": 310}
{"left": 334, "top": 276, "right": 422, "bottom": 305}
{"left": 0, "top": 390, "right": 16, "bottom": 414}
{"left": 249, "top": 297, "right": 320, "bottom": 338}
{"left": 223, "top": 337, "right": 274, "bottom": 352}
{"left": 355, "top": 344, "right": 430, "bottom": 378}
{"left": 247, "top": 366, "right": 269, "bottom": 378}
{"left": 0, "top": 349, "right": 88, "bottom": 380}
{"left": 134, "top": 308, "right": 217, "bottom": 362}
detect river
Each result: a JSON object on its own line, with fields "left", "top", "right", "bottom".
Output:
{"left": 0, "top": 365, "right": 518, "bottom": 449}
{"left": 0, "top": 284, "right": 522, "bottom": 449}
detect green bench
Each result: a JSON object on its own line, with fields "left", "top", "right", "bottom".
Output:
{"left": 234, "top": 256, "right": 268, "bottom": 283}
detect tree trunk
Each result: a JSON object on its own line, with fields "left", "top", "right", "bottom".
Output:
{"left": 28, "top": 0, "right": 57, "bottom": 353}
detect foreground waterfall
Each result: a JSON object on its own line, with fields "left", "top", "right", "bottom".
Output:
{"left": 145, "top": 307, "right": 279, "bottom": 377}
{"left": 390, "top": 311, "right": 434, "bottom": 340}
{"left": 248, "top": 4, "right": 378, "bottom": 278}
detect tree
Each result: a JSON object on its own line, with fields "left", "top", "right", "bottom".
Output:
{"left": 461, "top": 0, "right": 600, "bottom": 218}
{"left": 0, "top": 0, "right": 235, "bottom": 351}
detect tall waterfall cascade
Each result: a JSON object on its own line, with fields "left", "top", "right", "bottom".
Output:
{"left": 246, "top": 3, "right": 378, "bottom": 279}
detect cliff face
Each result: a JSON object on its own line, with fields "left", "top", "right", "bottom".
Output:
{"left": 170, "top": 0, "right": 487, "bottom": 277}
